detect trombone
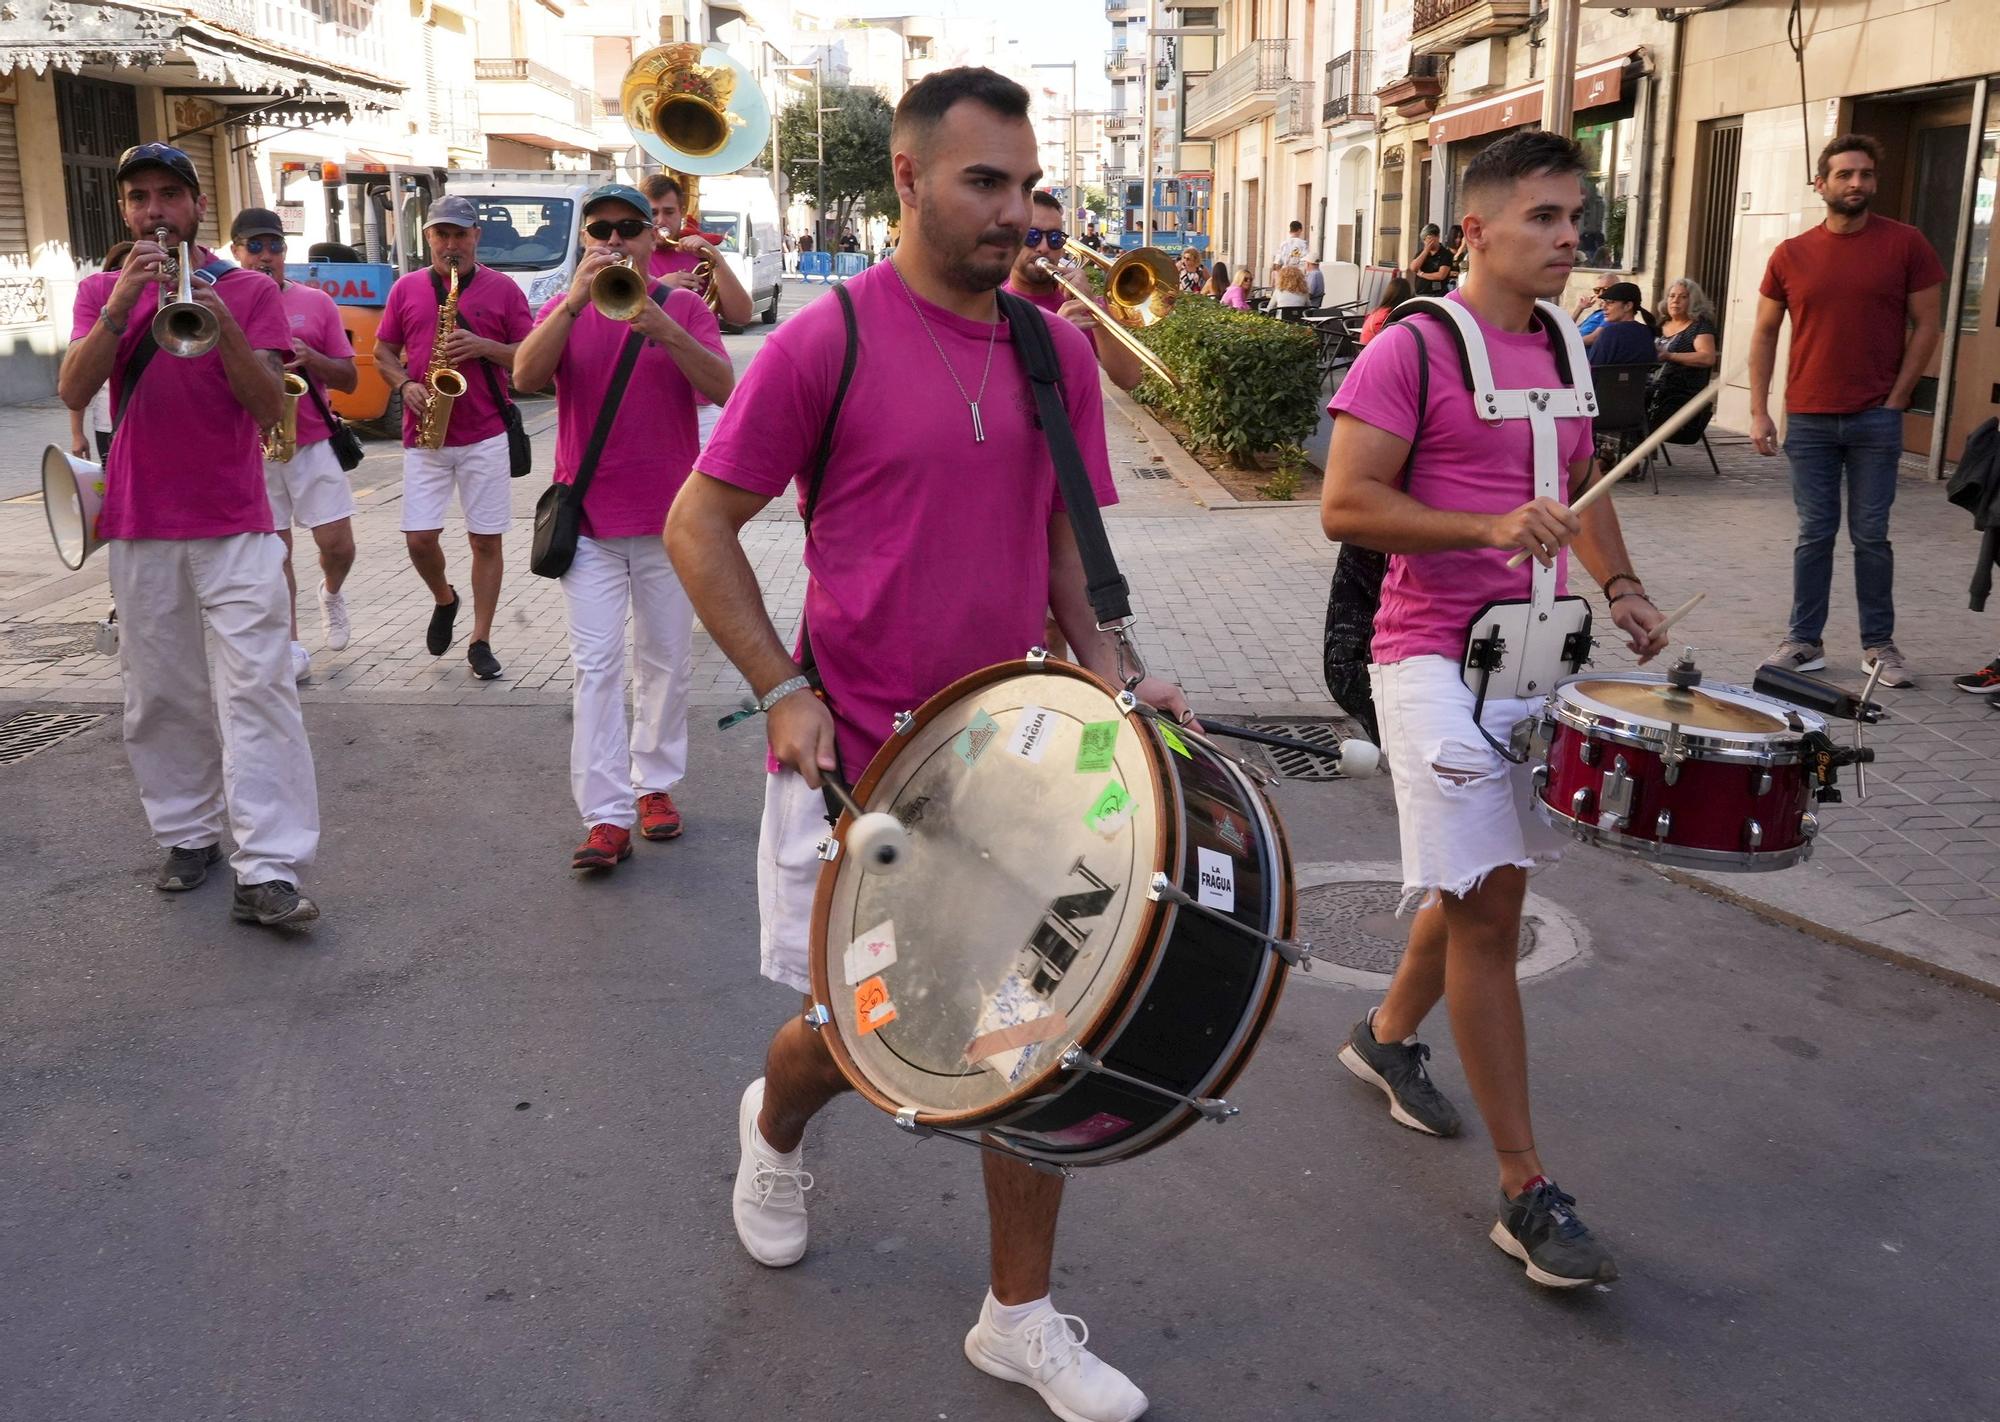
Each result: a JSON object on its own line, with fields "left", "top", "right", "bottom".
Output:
{"left": 1033, "top": 248, "right": 1180, "bottom": 389}
{"left": 591, "top": 256, "right": 649, "bottom": 321}
{"left": 151, "top": 227, "right": 220, "bottom": 359}
{"left": 1065, "top": 243, "right": 1179, "bottom": 328}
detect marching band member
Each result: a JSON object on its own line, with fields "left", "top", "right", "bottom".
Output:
{"left": 373, "top": 196, "right": 532, "bottom": 681}
{"left": 1003, "top": 189, "right": 1145, "bottom": 392}
{"left": 513, "top": 184, "right": 733, "bottom": 870}
{"left": 58, "top": 144, "right": 321, "bottom": 926}
{"left": 230, "top": 207, "right": 360, "bottom": 680}
{"left": 643, "top": 173, "right": 749, "bottom": 446}
{"left": 669, "top": 68, "right": 1190, "bottom": 1422}
{"left": 1320, "top": 129, "right": 1666, "bottom": 1287}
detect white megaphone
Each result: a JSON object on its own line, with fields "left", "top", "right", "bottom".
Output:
{"left": 42, "top": 444, "right": 107, "bottom": 570}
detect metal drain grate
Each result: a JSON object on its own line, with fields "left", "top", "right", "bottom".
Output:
{"left": 1244, "top": 718, "right": 1362, "bottom": 781}
{"left": 1128, "top": 464, "right": 1173, "bottom": 480}
{"left": 0, "top": 711, "right": 106, "bottom": 766}
{"left": 1295, "top": 880, "right": 1537, "bottom": 972}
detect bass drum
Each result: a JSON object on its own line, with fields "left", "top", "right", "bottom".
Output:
{"left": 809, "top": 657, "right": 1294, "bottom": 1167}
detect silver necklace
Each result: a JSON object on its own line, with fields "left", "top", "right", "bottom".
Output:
{"left": 889, "top": 258, "right": 1000, "bottom": 443}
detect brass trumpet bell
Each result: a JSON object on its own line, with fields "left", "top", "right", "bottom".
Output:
{"left": 153, "top": 240, "right": 221, "bottom": 358}
{"left": 621, "top": 43, "right": 771, "bottom": 176}
{"left": 591, "top": 259, "right": 648, "bottom": 321}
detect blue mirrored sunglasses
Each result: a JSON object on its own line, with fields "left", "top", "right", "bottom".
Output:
{"left": 1025, "top": 228, "right": 1066, "bottom": 250}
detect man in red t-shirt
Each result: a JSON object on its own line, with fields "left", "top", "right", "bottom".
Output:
{"left": 1751, "top": 133, "right": 1944, "bottom": 688}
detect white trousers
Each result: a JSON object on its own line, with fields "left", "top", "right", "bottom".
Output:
{"left": 561, "top": 534, "right": 693, "bottom": 828}
{"left": 109, "top": 535, "right": 321, "bottom": 885}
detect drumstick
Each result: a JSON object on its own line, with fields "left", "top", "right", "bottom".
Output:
{"left": 1504, "top": 373, "right": 1733, "bottom": 569}
{"left": 1655, "top": 590, "right": 1705, "bottom": 636}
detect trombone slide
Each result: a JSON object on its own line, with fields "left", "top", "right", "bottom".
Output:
{"left": 1033, "top": 259, "right": 1179, "bottom": 390}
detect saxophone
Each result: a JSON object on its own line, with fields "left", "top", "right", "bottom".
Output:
{"left": 262, "top": 371, "right": 309, "bottom": 463}
{"left": 415, "top": 260, "right": 469, "bottom": 450}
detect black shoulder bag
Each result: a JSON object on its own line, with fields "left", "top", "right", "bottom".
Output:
{"left": 530, "top": 287, "right": 664, "bottom": 578}
{"left": 300, "top": 376, "right": 366, "bottom": 472}
{"left": 433, "top": 267, "right": 532, "bottom": 478}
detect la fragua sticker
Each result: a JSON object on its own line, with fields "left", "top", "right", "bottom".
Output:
{"left": 843, "top": 920, "right": 897, "bottom": 986}
{"left": 854, "top": 975, "right": 897, "bottom": 1035}
{"left": 953, "top": 710, "right": 1000, "bottom": 768}
{"left": 1196, "top": 847, "right": 1236, "bottom": 912}
{"left": 1074, "top": 720, "right": 1119, "bottom": 774}
{"left": 1006, "top": 705, "right": 1056, "bottom": 763}
{"left": 1158, "top": 723, "right": 1193, "bottom": 760}
{"left": 1084, "top": 779, "right": 1136, "bottom": 837}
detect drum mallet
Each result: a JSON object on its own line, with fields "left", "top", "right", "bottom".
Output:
{"left": 822, "top": 774, "right": 908, "bottom": 873}
{"left": 1197, "top": 719, "right": 1383, "bottom": 778}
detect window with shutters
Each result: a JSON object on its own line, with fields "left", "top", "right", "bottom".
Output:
{"left": 56, "top": 73, "right": 140, "bottom": 265}
{"left": 0, "top": 105, "right": 28, "bottom": 259}
{"left": 185, "top": 133, "right": 224, "bottom": 248}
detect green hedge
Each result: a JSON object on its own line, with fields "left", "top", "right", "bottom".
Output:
{"left": 1132, "top": 298, "right": 1321, "bottom": 469}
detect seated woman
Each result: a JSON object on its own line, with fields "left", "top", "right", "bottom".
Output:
{"left": 1648, "top": 276, "right": 1720, "bottom": 435}
{"left": 1584, "top": 281, "right": 1658, "bottom": 366}
{"left": 1177, "top": 248, "right": 1209, "bottom": 293}
{"left": 1221, "top": 267, "right": 1253, "bottom": 311}
{"left": 1357, "top": 276, "right": 1413, "bottom": 346}
{"left": 1269, "top": 264, "right": 1311, "bottom": 318}
{"left": 1202, "top": 261, "right": 1231, "bottom": 298}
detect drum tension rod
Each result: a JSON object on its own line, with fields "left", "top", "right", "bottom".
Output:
{"left": 1147, "top": 874, "right": 1311, "bottom": 972}
{"left": 1059, "top": 1047, "right": 1239, "bottom": 1124}
{"left": 892, "top": 1106, "right": 1071, "bottom": 1178}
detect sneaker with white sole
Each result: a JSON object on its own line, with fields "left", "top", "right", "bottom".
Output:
{"left": 290, "top": 640, "right": 311, "bottom": 683}
{"left": 963, "top": 1292, "right": 1148, "bottom": 1422}
{"left": 1765, "top": 639, "right": 1826, "bottom": 672}
{"left": 1337, "top": 1015, "right": 1463, "bottom": 1137}
{"left": 319, "top": 582, "right": 351, "bottom": 651}
{"left": 731, "top": 1078, "right": 812, "bottom": 1266}
{"left": 1862, "top": 642, "right": 1915, "bottom": 689}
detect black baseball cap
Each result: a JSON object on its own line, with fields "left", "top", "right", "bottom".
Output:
{"left": 115, "top": 143, "right": 201, "bottom": 192}
{"left": 229, "top": 208, "right": 287, "bottom": 242}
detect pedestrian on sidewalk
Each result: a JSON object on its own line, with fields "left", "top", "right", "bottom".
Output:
{"left": 1271, "top": 218, "right": 1309, "bottom": 278}
{"left": 513, "top": 184, "right": 733, "bottom": 873}
{"left": 1751, "top": 133, "right": 1945, "bottom": 689}
{"left": 1321, "top": 127, "right": 1668, "bottom": 1289}
{"left": 57, "top": 143, "right": 320, "bottom": 927}
{"left": 231, "top": 208, "right": 360, "bottom": 683}
{"left": 1410, "top": 224, "right": 1452, "bottom": 296}
{"left": 373, "top": 196, "right": 532, "bottom": 682}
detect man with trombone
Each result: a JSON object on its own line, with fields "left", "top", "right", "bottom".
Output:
{"left": 1003, "top": 189, "right": 1147, "bottom": 393}
{"left": 58, "top": 143, "right": 322, "bottom": 927}
{"left": 513, "top": 184, "right": 733, "bottom": 871}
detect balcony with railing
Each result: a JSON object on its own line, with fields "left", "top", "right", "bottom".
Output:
{"left": 1322, "top": 50, "right": 1375, "bottom": 124}
{"left": 1105, "top": 0, "right": 1139, "bottom": 15}
{"left": 475, "top": 58, "right": 607, "bottom": 154}
{"left": 1104, "top": 46, "right": 1145, "bottom": 79}
{"left": 1375, "top": 52, "right": 1445, "bottom": 116}
{"left": 1106, "top": 109, "right": 1144, "bottom": 136}
{"left": 1183, "top": 38, "right": 1290, "bottom": 138}
{"left": 1274, "top": 80, "right": 1316, "bottom": 144}
{"left": 1411, "top": 0, "right": 1533, "bottom": 54}
{"left": 428, "top": 86, "right": 483, "bottom": 153}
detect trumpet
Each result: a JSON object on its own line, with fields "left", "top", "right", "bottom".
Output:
{"left": 1033, "top": 256, "right": 1179, "bottom": 389}
{"left": 591, "top": 256, "right": 649, "bottom": 321}
{"left": 151, "top": 227, "right": 220, "bottom": 359}
{"left": 262, "top": 371, "right": 309, "bottom": 463}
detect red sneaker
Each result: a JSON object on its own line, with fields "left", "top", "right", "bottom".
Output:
{"left": 637, "top": 791, "right": 683, "bottom": 841}
{"left": 572, "top": 823, "right": 632, "bottom": 871}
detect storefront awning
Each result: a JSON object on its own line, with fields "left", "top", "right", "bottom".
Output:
{"left": 1427, "top": 55, "right": 1633, "bottom": 147}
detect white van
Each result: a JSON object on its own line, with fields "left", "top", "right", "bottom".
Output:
{"left": 692, "top": 172, "right": 784, "bottom": 327}
{"left": 444, "top": 169, "right": 609, "bottom": 311}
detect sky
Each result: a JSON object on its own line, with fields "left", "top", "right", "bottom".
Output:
{"left": 837, "top": 0, "right": 1118, "bottom": 110}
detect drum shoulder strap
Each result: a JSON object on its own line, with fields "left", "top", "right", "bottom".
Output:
{"left": 801, "top": 282, "right": 859, "bottom": 536}
{"left": 113, "top": 329, "right": 162, "bottom": 429}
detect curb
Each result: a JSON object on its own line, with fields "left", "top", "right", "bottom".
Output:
{"left": 1657, "top": 862, "right": 2000, "bottom": 1003}
{"left": 1103, "top": 381, "right": 1318, "bottom": 511}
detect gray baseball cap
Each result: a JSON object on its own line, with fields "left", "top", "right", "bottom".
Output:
{"left": 423, "top": 195, "right": 481, "bottom": 230}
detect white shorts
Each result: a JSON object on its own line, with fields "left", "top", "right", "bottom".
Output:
{"left": 1370, "top": 654, "right": 1566, "bottom": 915}
{"left": 399, "top": 431, "right": 513, "bottom": 534}
{"left": 756, "top": 768, "right": 835, "bottom": 995}
{"left": 263, "top": 438, "right": 355, "bottom": 530}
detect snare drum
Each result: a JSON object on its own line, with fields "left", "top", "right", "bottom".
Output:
{"left": 808, "top": 657, "right": 1294, "bottom": 1167}
{"left": 1531, "top": 674, "right": 1828, "bottom": 870}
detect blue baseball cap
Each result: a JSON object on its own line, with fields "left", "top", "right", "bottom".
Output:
{"left": 581, "top": 183, "right": 652, "bottom": 222}
{"left": 423, "top": 195, "right": 481, "bottom": 230}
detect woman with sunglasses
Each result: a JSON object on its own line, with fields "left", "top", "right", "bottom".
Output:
{"left": 1001, "top": 190, "right": 1145, "bottom": 391}
{"left": 513, "top": 184, "right": 735, "bottom": 873}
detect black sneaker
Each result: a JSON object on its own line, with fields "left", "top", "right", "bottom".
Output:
{"left": 1491, "top": 1179, "right": 1619, "bottom": 1288}
{"left": 155, "top": 842, "right": 222, "bottom": 892}
{"left": 467, "top": 640, "right": 502, "bottom": 680}
{"left": 230, "top": 879, "right": 320, "bottom": 927}
{"left": 1951, "top": 659, "right": 2000, "bottom": 695}
{"left": 1337, "top": 1016, "right": 1463, "bottom": 1137}
{"left": 425, "top": 591, "right": 460, "bottom": 656}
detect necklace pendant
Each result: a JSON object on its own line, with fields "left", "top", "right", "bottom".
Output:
{"left": 970, "top": 401, "right": 986, "bottom": 443}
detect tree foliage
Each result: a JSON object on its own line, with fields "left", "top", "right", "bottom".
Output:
{"left": 776, "top": 84, "right": 898, "bottom": 237}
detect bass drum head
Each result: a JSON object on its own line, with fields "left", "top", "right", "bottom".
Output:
{"left": 811, "top": 662, "right": 1168, "bottom": 1128}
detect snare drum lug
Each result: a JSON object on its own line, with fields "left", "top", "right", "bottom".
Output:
{"left": 1060, "top": 1047, "right": 1239, "bottom": 1123}
{"left": 892, "top": 710, "right": 915, "bottom": 735}
{"left": 1655, "top": 809, "right": 1672, "bottom": 840}
{"left": 1754, "top": 769, "right": 1773, "bottom": 797}
{"left": 1570, "top": 787, "right": 1593, "bottom": 820}
{"left": 803, "top": 1003, "right": 832, "bottom": 1032}
{"left": 1800, "top": 812, "right": 1820, "bottom": 839}
{"left": 1579, "top": 741, "right": 1600, "bottom": 768}
{"left": 1027, "top": 646, "right": 1049, "bottom": 665}
{"left": 815, "top": 836, "right": 840, "bottom": 863}
{"left": 1746, "top": 819, "right": 1764, "bottom": 851}
{"left": 1530, "top": 765, "right": 1549, "bottom": 795}
{"left": 1597, "top": 756, "right": 1634, "bottom": 830}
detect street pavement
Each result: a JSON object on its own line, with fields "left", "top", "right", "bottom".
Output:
{"left": 2, "top": 279, "right": 1998, "bottom": 1419}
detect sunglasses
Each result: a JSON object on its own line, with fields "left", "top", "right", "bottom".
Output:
{"left": 585, "top": 218, "right": 650, "bottom": 240}
{"left": 239, "top": 237, "right": 286, "bottom": 254}
{"left": 1025, "top": 228, "right": 1066, "bottom": 250}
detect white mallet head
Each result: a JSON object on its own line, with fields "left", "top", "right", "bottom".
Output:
{"left": 847, "top": 811, "right": 907, "bottom": 872}
{"left": 1337, "top": 738, "right": 1382, "bottom": 778}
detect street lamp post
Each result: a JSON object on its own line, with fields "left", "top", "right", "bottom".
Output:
{"left": 775, "top": 59, "right": 829, "bottom": 252}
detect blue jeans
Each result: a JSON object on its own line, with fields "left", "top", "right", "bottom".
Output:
{"left": 1784, "top": 406, "right": 1903, "bottom": 648}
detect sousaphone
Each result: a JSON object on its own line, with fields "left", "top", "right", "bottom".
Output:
{"left": 620, "top": 42, "right": 771, "bottom": 229}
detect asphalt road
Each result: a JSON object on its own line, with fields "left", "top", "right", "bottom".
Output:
{"left": 3, "top": 698, "right": 1996, "bottom": 1422}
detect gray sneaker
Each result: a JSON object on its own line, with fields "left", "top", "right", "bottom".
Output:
{"left": 1337, "top": 1016, "right": 1463, "bottom": 1137}
{"left": 231, "top": 879, "right": 320, "bottom": 927}
{"left": 155, "top": 843, "right": 221, "bottom": 893}
{"left": 1766, "top": 639, "right": 1827, "bottom": 672}
{"left": 1862, "top": 642, "right": 1915, "bottom": 688}
{"left": 1491, "top": 1178, "right": 1619, "bottom": 1288}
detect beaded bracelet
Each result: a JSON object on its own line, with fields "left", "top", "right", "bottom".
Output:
{"left": 1603, "top": 571, "right": 1642, "bottom": 595}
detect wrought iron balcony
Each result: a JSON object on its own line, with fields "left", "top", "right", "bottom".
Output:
{"left": 1184, "top": 39, "right": 1291, "bottom": 138}
{"left": 1105, "top": 46, "right": 1144, "bottom": 78}
{"left": 1322, "top": 50, "right": 1375, "bottom": 123}
{"left": 1411, "top": 0, "right": 1533, "bottom": 52}
{"left": 1274, "top": 80, "right": 1316, "bottom": 143}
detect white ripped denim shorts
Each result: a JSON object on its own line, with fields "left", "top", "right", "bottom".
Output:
{"left": 1369, "top": 654, "right": 1566, "bottom": 914}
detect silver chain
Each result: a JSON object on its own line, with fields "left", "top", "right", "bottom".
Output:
{"left": 888, "top": 258, "right": 1000, "bottom": 442}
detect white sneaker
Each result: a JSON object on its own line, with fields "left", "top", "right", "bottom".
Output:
{"left": 290, "top": 641, "right": 311, "bottom": 683}
{"left": 731, "top": 1078, "right": 812, "bottom": 1266}
{"left": 963, "top": 1292, "right": 1149, "bottom": 1422}
{"left": 319, "top": 582, "right": 351, "bottom": 651}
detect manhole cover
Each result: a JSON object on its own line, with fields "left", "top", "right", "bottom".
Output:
{"left": 0, "top": 711, "right": 106, "bottom": 766}
{"left": 1296, "top": 880, "right": 1538, "bottom": 973}
{"left": 0, "top": 623, "right": 103, "bottom": 661}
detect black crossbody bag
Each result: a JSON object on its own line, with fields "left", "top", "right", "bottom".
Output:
{"left": 432, "top": 267, "right": 532, "bottom": 478}
{"left": 529, "top": 285, "right": 665, "bottom": 578}
{"left": 300, "top": 375, "right": 366, "bottom": 471}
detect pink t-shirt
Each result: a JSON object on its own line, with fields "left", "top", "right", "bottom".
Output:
{"left": 1221, "top": 286, "right": 1250, "bottom": 311}
{"left": 696, "top": 262, "right": 1118, "bottom": 774}
{"left": 1329, "top": 293, "right": 1594, "bottom": 665}
{"left": 72, "top": 253, "right": 290, "bottom": 540}
{"left": 277, "top": 280, "right": 354, "bottom": 448}
{"left": 533, "top": 285, "right": 726, "bottom": 539}
{"left": 1004, "top": 277, "right": 1064, "bottom": 313}
{"left": 648, "top": 246, "right": 703, "bottom": 280}
{"left": 376, "top": 264, "right": 532, "bottom": 448}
